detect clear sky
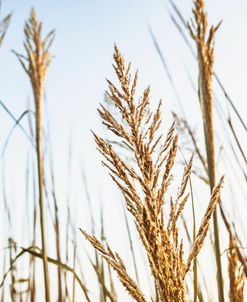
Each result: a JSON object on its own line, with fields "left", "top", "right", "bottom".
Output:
{"left": 0, "top": 0, "right": 247, "bottom": 300}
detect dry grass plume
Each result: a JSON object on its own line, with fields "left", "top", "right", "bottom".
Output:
{"left": 81, "top": 46, "right": 224, "bottom": 302}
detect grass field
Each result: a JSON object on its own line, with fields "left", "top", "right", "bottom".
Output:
{"left": 0, "top": 0, "right": 246, "bottom": 301}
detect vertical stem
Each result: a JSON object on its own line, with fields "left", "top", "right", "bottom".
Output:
{"left": 206, "top": 142, "right": 224, "bottom": 302}
{"left": 192, "top": 188, "right": 198, "bottom": 302}
{"left": 199, "top": 77, "right": 225, "bottom": 302}
{"left": 8, "top": 238, "right": 16, "bottom": 302}
{"left": 15, "top": 9, "right": 54, "bottom": 300}
{"left": 188, "top": 4, "right": 225, "bottom": 297}
{"left": 36, "top": 101, "right": 51, "bottom": 302}
{"left": 51, "top": 166, "right": 63, "bottom": 302}
{"left": 72, "top": 243, "right": 76, "bottom": 302}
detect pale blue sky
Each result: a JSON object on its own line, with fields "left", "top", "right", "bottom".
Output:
{"left": 0, "top": 0, "right": 247, "bottom": 300}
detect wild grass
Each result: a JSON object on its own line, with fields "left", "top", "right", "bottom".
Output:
{"left": 13, "top": 9, "right": 55, "bottom": 302}
{"left": 0, "top": 0, "right": 246, "bottom": 301}
{"left": 81, "top": 45, "right": 224, "bottom": 301}
{"left": 188, "top": 1, "right": 224, "bottom": 301}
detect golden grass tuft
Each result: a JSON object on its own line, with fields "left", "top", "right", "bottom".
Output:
{"left": 14, "top": 8, "right": 54, "bottom": 110}
{"left": 81, "top": 45, "right": 224, "bottom": 301}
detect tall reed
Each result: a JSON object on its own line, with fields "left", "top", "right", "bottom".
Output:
{"left": 188, "top": 1, "right": 224, "bottom": 301}
{"left": 14, "top": 9, "right": 55, "bottom": 302}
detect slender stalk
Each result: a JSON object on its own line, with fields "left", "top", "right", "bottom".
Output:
{"left": 188, "top": 1, "right": 224, "bottom": 301}
{"left": 50, "top": 162, "right": 63, "bottom": 301}
{"left": 14, "top": 9, "right": 55, "bottom": 301}
{"left": 8, "top": 238, "right": 16, "bottom": 302}
{"left": 179, "top": 149, "right": 198, "bottom": 302}
{"left": 199, "top": 76, "right": 224, "bottom": 302}
{"left": 72, "top": 243, "right": 76, "bottom": 302}
{"left": 36, "top": 97, "right": 50, "bottom": 302}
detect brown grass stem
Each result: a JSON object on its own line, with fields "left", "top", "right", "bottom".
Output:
{"left": 188, "top": 1, "right": 224, "bottom": 300}
{"left": 14, "top": 9, "right": 55, "bottom": 302}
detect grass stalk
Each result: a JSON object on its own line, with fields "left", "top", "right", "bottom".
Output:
{"left": 14, "top": 9, "right": 55, "bottom": 301}
{"left": 36, "top": 108, "right": 51, "bottom": 302}
{"left": 72, "top": 242, "right": 77, "bottom": 302}
{"left": 8, "top": 238, "right": 16, "bottom": 302}
{"left": 188, "top": 1, "right": 224, "bottom": 301}
{"left": 50, "top": 161, "right": 63, "bottom": 301}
